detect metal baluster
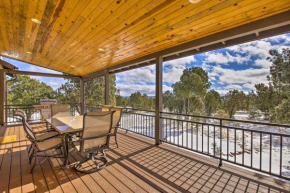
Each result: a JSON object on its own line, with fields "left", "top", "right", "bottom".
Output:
{"left": 219, "top": 120, "right": 222, "bottom": 166}
{"left": 178, "top": 121, "right": 180, "bottom": 146}
{"left": 191, "top": 122, "right": 194, "bottom": 149}
{"left": 187, "top": 122, "right": 189, "bottom": 148}
{"left": 251, "top": 131, "right": 253, "bottom": 168}
{"left": 141, "top": 115, "right": 143, "bottom": 135}
{"left": 133, "top": 113, "right": 134, "bottom": 132}
{"left": 137, "top": 114, "right": 139, "bottom": 133}
{"left": 196, "top": 124, "right": 198, "bottom": 151}
{"left": 146, "top": 115, "right": 148, "bottom": 137}
{"left": 242, "top": 130, "right": 244, "bottom": 166}
{"left": 174, "top": 120, "right": 176, "bottom": 145}
{"left": 234, "top": 129, "right": 236, "bottom": 163}
{"left": 208, "top": 125, "right": 209, "bottom": 154}
{"left": 150, "top": 116, "right": 152, "bottom": 138}
{"left": 166, "top": 118, "right": 168, "bottom": 142}
{"left": 182, "top": 121, "right": 184, "bottom": 147}
{"left": 280, "top": 135, "right": 282, "bottom": 177}
{"left": 202, "top": 124, "right": 204, "bottom": 153}
{"left": 214, "top": 126, "right": 216, "bottom": 157}
{"left": 227, "top": 128, "right": 229, "bottom": 161}
{"left": 269, "top": 134, "right": 272, "bottom": 174}
{"left": 260, "top": 133, "right": 262, "bottom": 171}
{"left": 170, "top": 119, "right": 172, "bottom": 143}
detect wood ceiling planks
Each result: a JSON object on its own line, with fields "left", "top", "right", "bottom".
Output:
{"left": 0, "top": 0, "right": 289, "bottom": 76}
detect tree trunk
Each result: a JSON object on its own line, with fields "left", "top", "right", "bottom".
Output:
{"left": 199, "top": 96, "right": 206, "bottom": 114}
{"left": 187, "top": 98, "right": 190, "bottom": 114}
{"left": 183, "top": 99, "right": 186, "bottom": 114}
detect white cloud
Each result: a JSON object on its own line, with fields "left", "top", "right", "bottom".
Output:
{"left": 205, "top": 51, "right": 250, "bottom": 65}
{"left": 116, "top": 65, "right": 155, "bottom": 85}
{"left": 116, "top": 84, "right": 155, "bottom": 96}
{"left": 163, "top": 56, "right": 195, "bottom": 84}
{"left": 115, "top": 56, "right": 195, "bottom": 96}
{"left": 114, "top": 34, "right": 290, "bottom": 96}
{"left": 228, "top": 40, "right": 273, "bottom": 58}
{"left": 264, "top": 34, "right": 290, "bottom": 44}
{"left": 116, "top": 83, "right": 173, "bottom": 96}
{"left": 26, "top": 65, "right": 62, "bottom": 74}
{"left": 243, "top": 83, "right": 256, "bottom": 90}
{"left": 212, "top": 65, "right": 269, "bottom": 85}
{"left": 215, "top": 90, "right": 230, "bottom": 95}
{"left": 224, "top": 84, "right": 242, "bottom": 90}
{"left": 30, "top": 76, "right": 65, "bottom": 89}
{"left": 254, "top": 59, "right": 272, "bottom": 68}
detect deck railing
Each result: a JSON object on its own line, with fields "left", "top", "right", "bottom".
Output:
{"left": 120, "top": 108, "right": 290, "bottom": 180}
{"left": 4, "top": 104, "right": 101, "bottom": 124}
{"left": 4, "top": 105, "right": 42, "bottom": 124}
{"left": 4, "top": 105, "right": 290, "bottom": 180}
{"left": 120, "top": 108, "right": 155, "bottom": 138}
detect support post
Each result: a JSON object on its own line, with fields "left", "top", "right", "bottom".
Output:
{"left": 80, "top": 79, "right": 85, "bottom": 115}
{"left": 105, "top": 70, "right": 109, "bottom": 105}
{"left": 0, "top": 70, "right": 5, "bottom": 126}
{"left": 155, "top": 56, "right": 163, "bottom": 145}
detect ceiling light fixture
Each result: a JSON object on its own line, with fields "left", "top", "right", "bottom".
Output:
{"left": 98, "top": 48, "right": 105, "bottom": 52}
{"left": 26, "top": 51, "right": 32, "bottom": 54}
{"left": 188, "top": 0, "right": 201, "bottom": 4}
{"left": 31, "top": 18, "right": 41, "bottom": 24}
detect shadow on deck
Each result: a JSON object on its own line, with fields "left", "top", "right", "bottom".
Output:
{"left": 0, "top": 124, "right": 289, "bottom": 193}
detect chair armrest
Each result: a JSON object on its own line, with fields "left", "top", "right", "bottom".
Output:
{"left": 37, "top": 134, "right": 60, "bottom": 141}
{"left": 33, "top": 135, "right": 60, "bottom": 143}
{"left": 33, "top": 129, "right": 55, "bottom": 134}
{"left": 79, "top": 133, "right": 112, "bottom": 141}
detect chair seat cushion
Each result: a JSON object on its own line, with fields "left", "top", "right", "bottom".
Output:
{"left": 73, "top": 138, "right": 106, "bottom": 153}
{"left": 35, "top": 131, "right": 59, "bottom": 140}
{"left": 37, "top": 137, "right": 62, "bottom": 151}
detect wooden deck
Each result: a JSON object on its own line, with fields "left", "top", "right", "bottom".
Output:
{"left": 0, "top": 125, "right": 289, "bottom": 193}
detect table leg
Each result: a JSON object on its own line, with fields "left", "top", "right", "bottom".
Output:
{"left": 62, "top": 134, "right": 70, "bottom": 169}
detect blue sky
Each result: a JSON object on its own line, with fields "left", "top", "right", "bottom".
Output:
{"left": 2, "top": 57, "right": 66, "bottom": 90}
{"left": 2, "top": 33, "right": 290, "bottom": 96}
{"left": 116, "top": 33, "right": 290, "bottom": 96}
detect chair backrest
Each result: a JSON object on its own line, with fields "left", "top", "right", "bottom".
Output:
{"left": 110, "top": 106, "right": 123, "bottom": 128}
{"left": 14, "top": 109, "right": 36, "bottom": 141}
{"left": 14, "top": 109, "right": 27, "bottom": 120}
{"left": 101, "top": 105, "right": 112, "bottom": 112}
{"left": 51, "top": 104, "right": 71, "bottom": 118}
{"left": 80, "top": 111, "right": 114, "bottom": 153}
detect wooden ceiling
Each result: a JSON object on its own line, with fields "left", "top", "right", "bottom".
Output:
{"left": 0, "top": 0, "right": 289, "bottom": 76}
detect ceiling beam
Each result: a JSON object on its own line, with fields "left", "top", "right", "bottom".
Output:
{"left": 82, "top": 11, "right": 290, "bottom": 78}
{"left": 1, "top": 69, "right": 81, "bottom": 79}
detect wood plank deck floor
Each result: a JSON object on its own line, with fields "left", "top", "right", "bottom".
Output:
{"left": 0, "top": 124, "right": 289, "bottom": 193}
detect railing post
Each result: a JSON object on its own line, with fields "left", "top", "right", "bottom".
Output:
{"left": 0, "top": 70, "right": 5, "bottom": 126}
{"left": 105, "top": 70, "right": 109, "bottom": 105}
{"left": 80, "top": 78, "right": 85, "bottom": 115}
{"left": 155, "top": 56, "right": 163, "bottom": 145}
{"left": 219, "top": 119, "right": 223, "bottom": 166}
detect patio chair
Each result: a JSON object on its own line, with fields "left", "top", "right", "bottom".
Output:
{"left": 109, "top": 106, "right": 123, "bottom": 148}
{"left": 101, "top": 105, "right": 113, "bottom": 112}
{"left": 15, "top": 109, "right": 60, "bottom": 153}
{"left": 51, "top": 104, "right": 71, "bottom": 118}
{"left": 72, "top": 111, "right": 114, "bottom": 173}
{"left": 15, "top": 109, "right": 59, "bottom": 137}
{"left": 14, "top": 110, "right": 63, "bottom": 173}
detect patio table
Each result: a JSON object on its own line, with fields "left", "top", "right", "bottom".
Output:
{"left": 46, "top": 115, "right": 84, "bottom": 168}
